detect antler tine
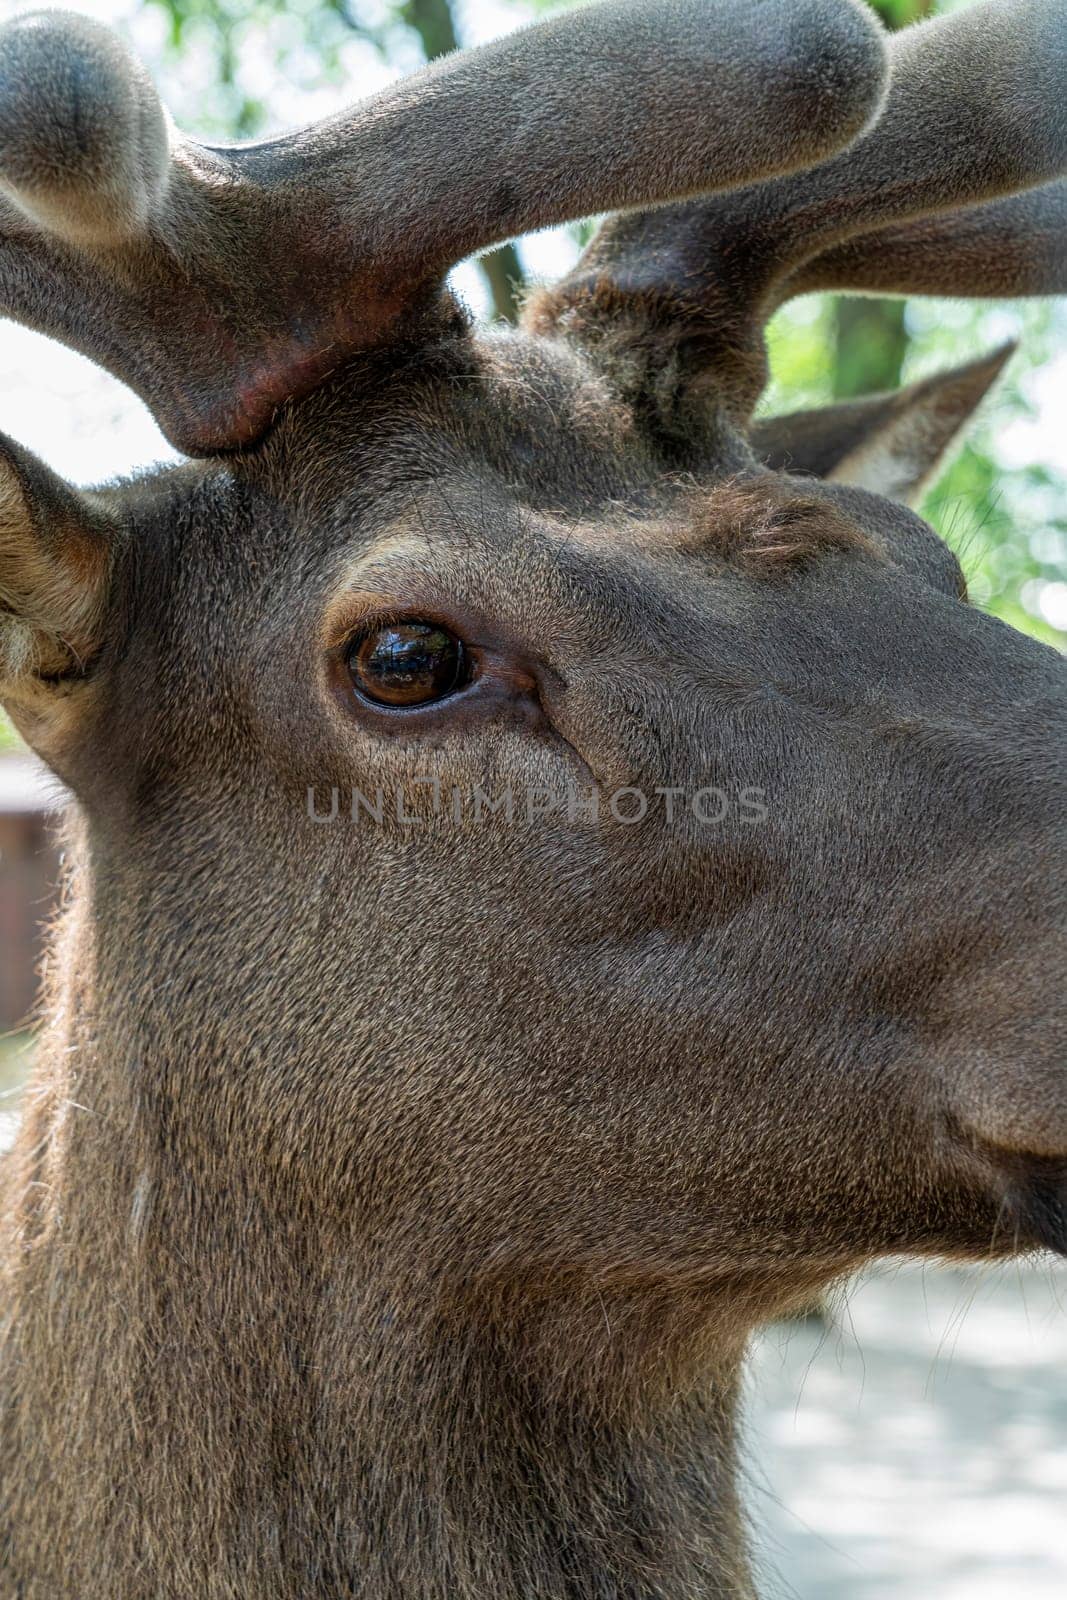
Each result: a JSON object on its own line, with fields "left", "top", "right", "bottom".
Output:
{"left": 0, "top": 1, "right": 888, "bottom": 457}
{"left": 537, "top": 0, "right": 1066, "bottom": 425}
{"left": 0, "top": 13, "right": 170, "bottom": 248}
{"left": 766, "top": 0, "right": 1066, "bottom": 288}
{"left": 787, "top": 180, "right": 1067, "bottom": 301}
{"left": 758, "top": 0, "right": 1067, "bottom": 316}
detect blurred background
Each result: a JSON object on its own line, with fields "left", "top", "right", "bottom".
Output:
{"left": 0, "top": 0, "right": 1064, "bottom": 1594}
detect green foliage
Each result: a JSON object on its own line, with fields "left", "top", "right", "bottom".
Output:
{"left": 146, "top": 0, "right": 363, "bottom": 138}
{"left": 868, "top": 0, "right": 935, "bottom": 24}
{"left": 766, "top": 296, "right": 1067, "bottom": 647}
{"left": 914, "top": 306, "right": 1067, "bottom": 648}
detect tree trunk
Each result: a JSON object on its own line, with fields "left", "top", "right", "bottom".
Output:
{"left": 832, "top": 296, "right": 908, "bottom": 398}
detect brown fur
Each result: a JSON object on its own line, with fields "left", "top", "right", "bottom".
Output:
{"left": 0, "top": 440, "right": 114, "bottom": 682}
{"left": 683, "top": 478, "right": 877, "bottom": 573}
{"left": 0, "top": 3, "right": 1064, "bottom": 1597}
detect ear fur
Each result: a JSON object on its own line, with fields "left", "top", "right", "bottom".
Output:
{"left": 750, "top": 344, "right": 1014, "bottom": 505}
{"left": 0, "top": 434, "right": 114, "bottom": 688}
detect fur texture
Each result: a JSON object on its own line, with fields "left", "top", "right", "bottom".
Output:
{"left": 0, "top": 2, "right": 1064, "bottom": 1596}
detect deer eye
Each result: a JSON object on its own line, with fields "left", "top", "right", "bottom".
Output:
{"left": 346, "top": 621, "right": 469, "bottom": 708}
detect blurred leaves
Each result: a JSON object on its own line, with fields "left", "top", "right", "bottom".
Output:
{"left": 869, "top": 0, "right": 935, "bottom": 23}
{"left": 145, "top": 0, "right": 524, "bottom": 318}
{"left": 906, "top": 299, "right": 1067, "bottom": 647}
{"left": 765, "top": 294, "right": 1067, "bottom": 647}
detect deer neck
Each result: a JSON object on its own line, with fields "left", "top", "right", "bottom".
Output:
{"left": 1, "top": 861, "right": 753, "bottom": 1600}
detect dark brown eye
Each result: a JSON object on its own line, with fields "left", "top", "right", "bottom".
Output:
{"left": 346, "top": 621, "right": 469, "bottom": 708}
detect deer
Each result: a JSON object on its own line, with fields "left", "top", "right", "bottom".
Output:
{"left": 0, "top": 0, "right": 1064, "bottom": 1594}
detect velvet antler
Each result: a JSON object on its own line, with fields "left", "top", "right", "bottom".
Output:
{"left": 790, "top": 180, "right": 1067, "bottom": 301}
{"left": 0, "top": 1, "right": 886, "bottom": 456}
{"left": 534, "top": 0, "right": 1067, "bottom": 426}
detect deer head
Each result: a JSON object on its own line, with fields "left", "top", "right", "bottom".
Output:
{"left": 1, "top": 3, "right": 1064, "bottom": 1596}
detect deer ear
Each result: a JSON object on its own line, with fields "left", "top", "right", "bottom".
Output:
{"left": 751, "top": 345, "right": 1014, "bottom": 506}
{"left": 0, "top": 434, "right": 114, "bottom": 704}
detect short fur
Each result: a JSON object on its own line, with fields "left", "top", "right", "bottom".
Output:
{"left": 0, "top": 3, "right": 1064, "bottom": 1597}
